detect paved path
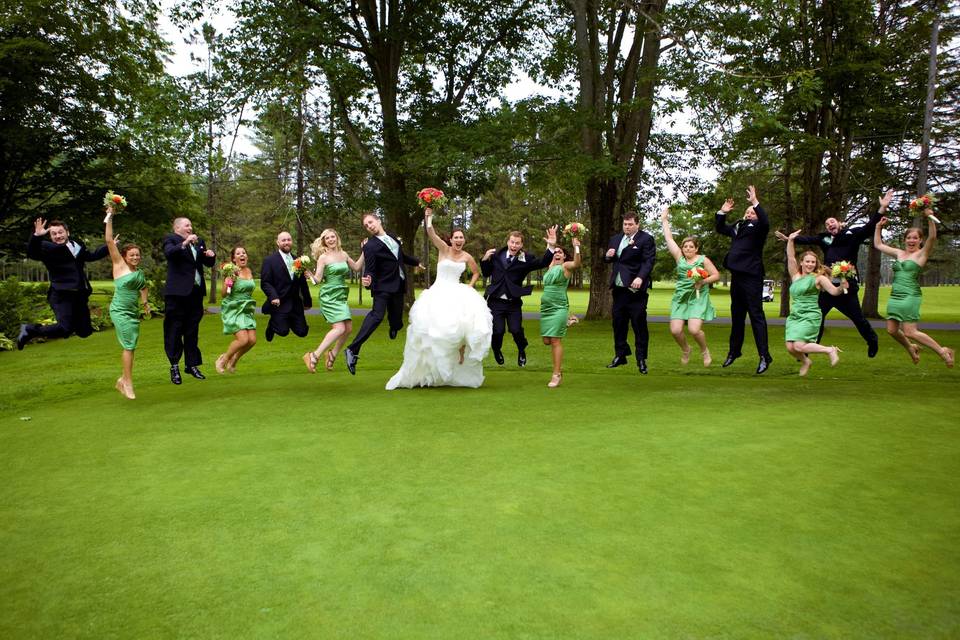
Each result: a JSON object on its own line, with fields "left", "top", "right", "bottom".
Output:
{"left": 207, "top": 307, "right": 960, "bottom": 330}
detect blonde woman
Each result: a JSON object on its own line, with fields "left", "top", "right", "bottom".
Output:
{"left": 104, "top": 206, "right": 149, "bottom": 399}
{"left": 784, "top": 230, "right": 846, "bottom": 376}
{"left": 661, "top": 206, "right": 720, "bottom": 366}
{"left": 302, "top": 229, "right": 364, "bottom": 372}
{"left": 873, "top": 210, "right": 953, "bottom": 367}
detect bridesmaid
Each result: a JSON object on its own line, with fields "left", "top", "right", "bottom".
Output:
{"left": 216, "top": 247, "right": 257, "bottom": 373}
{"left": 873, "top": 210, "right": 953, "bottom": 367}
{"left": 302, "top": 229, "right": 364, "bottom": 372}
{"left": 661, "top": 206, "right": 721, "bottom": 366}
{"left": 104, "top": 206, "right": 149, "bottom": 399}
{"left": 539, "top": 236, "right": 582, "bottom": 387}
{"left": 784, "top": 231, "right": 846, "bottom": 376}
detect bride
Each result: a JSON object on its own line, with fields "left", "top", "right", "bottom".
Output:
{"left": 385, "top": 207, "right": 493, "bottom": 389}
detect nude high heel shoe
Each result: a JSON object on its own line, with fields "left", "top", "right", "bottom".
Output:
{"left": 547, "top": 372, "right": 562, "bottom": 388}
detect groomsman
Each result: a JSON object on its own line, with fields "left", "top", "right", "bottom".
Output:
{"left": 260, "top": 231, "right": 312, "bottom": 342}
{"left": 604, "top": 211, "right": 656, "bottom": 374}
{"left": 344, "top": 213, "right": 421, "bottom": 375}
{"left": 17, "top": 218, "right": 109, "bottom": 350}
{"left": 162, "top": 217, "right": 216, "bottom": 384}
{"left": 715, "top": 185, "right": 772, "bottom": 374}
{"left": 480, "top": 229, "right": 556, "bottom": 367}
{"left": 782, "top": 190, "right": 892, "bottom": 357}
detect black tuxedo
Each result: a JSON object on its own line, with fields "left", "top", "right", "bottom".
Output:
{"left": 715, "top": 204, "right": 770, "bottom": 359}
{"left": 22, "top": 232, "right": 108, "bottom": 341}
{"left": 260, "top": 250, "right": 313, "bottom": 338}
{"left": 794, "top": 213, "right": 881, "bottom": 348}
{"left": 347, "top": 234, "right": 420, "bottom": 354}
{"left": 162, "top": 232, "right": 216, "bottom": 367}
{"left": 604, "top": 231, "right": 656, "bottom": 361}
{"left": 480, "top": 247, "right": 553, "bottom": 354}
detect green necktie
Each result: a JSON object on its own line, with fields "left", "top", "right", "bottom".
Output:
{"left": 283, "top": 252, "right": 294, "bottom": 279}
{"left": 615, "top": 234, "right": 631, "bottom": 286}
{"left": 190, "top": 245, "right": 201, "bottom": 286}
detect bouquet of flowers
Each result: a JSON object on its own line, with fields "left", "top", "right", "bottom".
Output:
{"left": 417, "top": 187, "right": 447, "bottom": 210}
{"left": 686, "top": 266, "right": 710, "bottom": 299}
{"left": 831, "top": 261, "right": 856, "bottom": 294}
{"left": 908, "top": 193, "right": 941, "bottom": 224}
{"left": 221, "top": 262, "right": 239, "bottom": 295}
{"left": 103, "top": 191, "right": 128, "bottom": 223}
{"left": 563, "top": 222, "right": 588, "bottom": 238}
{"left": 293, "top": 255, "right": 311, "bottom": 277}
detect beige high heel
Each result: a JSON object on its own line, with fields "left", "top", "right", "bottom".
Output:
{"left": 702, "top": 348, "right": 712, "bottom": 367}
{"left": 215, "top": 354, "right": 228, "bottom": 374}
{"left": 680, "top": 346, "right": 691, "bottom": 365}
{"left": 547, "top": 372, "right": 562, "bottom": 388}
{"left": 942, "top": 347, "right": 954, "bottom": 369}
{"left": 828, "top": 346, "right": 842, "bottom": 367}
{"left": 798, "top": 356, "right": 812, "bottom": 377}
{"left": 325, "top": 350, "right": 336, "bottom": 371}
{"left": 909, "top": 343, "right": 921, "bottom": 365}
{"left": 303, "top": 352, "right": 318, "bottom": 373}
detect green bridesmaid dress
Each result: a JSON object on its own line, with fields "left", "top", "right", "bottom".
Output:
{"left": 318, "top": 261, "right": 352, "bottom": 324}
{"left": 110, "top": 270, "right": 146, "bottom": 350}
{"left": 785, "top": 274, "right": 821, "bottom": 342}
{"left": 539, "top": 264, "right": 570, "bottom": 338}
{"left": 221, "top": 278, "right": 257, "bottom": 334}
{"left": 669, "top": 255, "right": 716, "bottom": 321}
{"left": 886, "top": 259, "right": 922, "bottom": 322}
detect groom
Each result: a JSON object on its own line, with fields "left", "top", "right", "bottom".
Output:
{"left": 344, "top": 212, "right": 422, "bottom": 375}
{"left": 480, "top": 229, "right": 556, "bottom": 367}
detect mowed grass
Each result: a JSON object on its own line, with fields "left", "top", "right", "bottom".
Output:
{"left": 1, "top": 314, "right": 958, "bottom": 638}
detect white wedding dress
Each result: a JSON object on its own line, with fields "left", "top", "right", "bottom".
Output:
{"left": 385, "top": 259, "right": 493, "bottom": 389}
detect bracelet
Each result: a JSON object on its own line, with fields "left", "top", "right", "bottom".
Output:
{"left": 574, "top": 246, "right": 580, "bottom": 254}
{"left": 425, "top": 219, "right": 433, "bottom": 229}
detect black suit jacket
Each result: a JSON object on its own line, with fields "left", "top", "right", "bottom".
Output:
{"left": 715, "top": 204, "right": 769, "bottom": 276}
{"left": 163, "top": 233, "right": 216, "bottom": 296}
{"left": 794, "top": 211, "right": 881, "bottom": 277}
{"left": 604, "top": 231, "right": 656, "bottom": 291}
{"left": 480, "top": 247, "right": 554, "bottom": 300}
{"left": 259, "top": 250, "right": 313, "bottom": 313}
{"left": 26, "top": 234, "right": 108, "bottom": 294}
{"left": 362, "top": 234, "right": 420, "bottom": 294}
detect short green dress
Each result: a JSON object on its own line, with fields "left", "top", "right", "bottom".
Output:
{"left": 785, "top": 274, "right": 821, "bottom": 342}
{"left": 886, "top": 259, "right": 922, "bottom": 322}
{"left": 669, "top": 255, "right": 716, "bottom": 321}
{"left": 110, "top": 270, "right": 146, "bottom": 350}
{"left": 221, "top": 278, "right": 257, "bottom": 334}
{"left": 318, "top": 261, "right": 351, "bottom": 324}
{"left": 540, "top": 264, "right": 570, "bottom": 338}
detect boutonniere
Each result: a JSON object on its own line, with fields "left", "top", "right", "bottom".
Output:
{"left": 517, "top": 253, "right": 526, "bottom": 263}
{"left": 823, "top": 236, "right": 834, "bottom": 246}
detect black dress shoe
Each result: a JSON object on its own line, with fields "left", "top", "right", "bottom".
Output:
{"left": 170, "top": 365, "right": 182, "bottom": 385}
{"left": 518, "top": 350, "right": 527, "bottom": 367}
{"left": 16, "top": 323, "right": 30, "bottom": 351}
{"left": 638, "top": 359, "right": 648, "bottom": 375}
{"left": 344, "top": 347, "right": 358, "bottom": 375}
{"left": 265, "top": 325, "right": 274, "bottom": 342}
{"left": 493, "top": 349, "right": 504, "bottom": 365}
{"left": 756, "top": 354, "right": 773, "bottom": 375}
{"left": 606, "top": 356, "right": 628, "bottom": 368}
{"left": 389, "top": 328, "right": 398, "bottom": 340}
{"left": 186, "top": 366, "right": 206, "bottom": 380}
{"left": 721, "top": 353, "right": 739, "bottom": 368}
{"left": 868, "top": 341, "right": 879, "bottom": 358}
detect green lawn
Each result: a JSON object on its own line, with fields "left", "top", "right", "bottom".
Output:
{"left": 1, "top": 316, "right": 958, "bottom": 638}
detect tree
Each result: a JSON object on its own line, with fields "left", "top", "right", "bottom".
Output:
{"left": 0, "top": 0, "right": 197, "bottom": 253}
